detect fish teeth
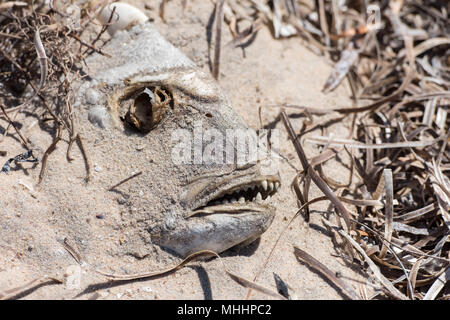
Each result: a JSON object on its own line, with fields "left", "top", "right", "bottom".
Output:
{"left": 275, "top": 182, "right": 280, "bottom": 190}
{"left": 239, "top": 197, "right": 245, "bottom": 203}
{"left": 230, "top": 198, "right": 237, "bottom": 203}
{"left": 269, "top": 181, "right": 274, "bottom": 191}
{"left": 265, "top": 195, "right": 271, "bottom": 201}
{"left": 256, "top": 192, "right": 262, "bottom": 202}
{"left": 261, "top": 180, "right": 268, "bottom": 191}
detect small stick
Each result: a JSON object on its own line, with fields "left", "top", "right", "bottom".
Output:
{"left": 293, "top": 246, "right": 360, "bottom": 300}
{"left": 62, "top": 237, "right": 83, "bottom": 265}
{"left": 66, "top": 137, "right": 75, "bottom": 162}
{"left": 65, "top": 92, "right": 76, "bottom": 162}
{"left": 212, "top": 0, "right": 225, "bottom": 80}
{"left": 3, "top": 108, "right": 19, "bottom": 140}
{"left": 75, "top": 134, "right": 91, "bottom": 183}
{"left": 317, "top": 0, "right": 330, "bottom": 47}
{"left": 0, "top": 104, "right": 29, "bottom": 149}
{"left": 82, "top": 5, "right": 116, "bottom": 56}
{"left": 69, "top": 33, "right": 111, "bottom": 57}
{"left": 379, "top": 169, "right": 394, "bottom": 259}
{"left": 0, "top": 31, "right": 22, "bottom": 39}
{"left": 38, "top": 125, "right": 62, "bottom": 185}
{"left": 108, "top": 171, "right": 142, "bottom": 191}
{"left": 280, "top": 110, "right": 352, "bottom": 231}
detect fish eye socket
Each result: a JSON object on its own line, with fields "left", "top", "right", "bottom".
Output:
{"left": 118, "top": 86, "right": 173, "bottom": 134}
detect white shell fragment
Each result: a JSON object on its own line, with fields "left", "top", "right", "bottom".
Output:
{"left": 97, "top": 2, "right": 148, "bottom": 36}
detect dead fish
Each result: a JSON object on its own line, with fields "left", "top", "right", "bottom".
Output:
{"left": 77, "top": 3, "right": 281, "bottom": 257}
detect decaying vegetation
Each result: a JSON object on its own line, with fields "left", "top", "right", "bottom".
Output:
{"left": 0, "top": 0, "right": 448, "bottom": 300}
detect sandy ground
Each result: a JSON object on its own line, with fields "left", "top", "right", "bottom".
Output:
{"left": 0, "top": 0, "right": 370, "bottom": 299}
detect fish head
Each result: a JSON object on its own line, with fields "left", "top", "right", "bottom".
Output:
{"left": 81, "top": 24, "right": 281, "bottom": 257}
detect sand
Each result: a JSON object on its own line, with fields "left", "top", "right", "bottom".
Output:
{"left": 0, "top": 0, "right": 369, "bottom": 300}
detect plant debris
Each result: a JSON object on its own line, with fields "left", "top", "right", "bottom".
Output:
{"left": 97, "top": 249, "right": 287, "bottom": 300}
{"left": 221, "top": 0, "right": 449, "bottom": 300}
